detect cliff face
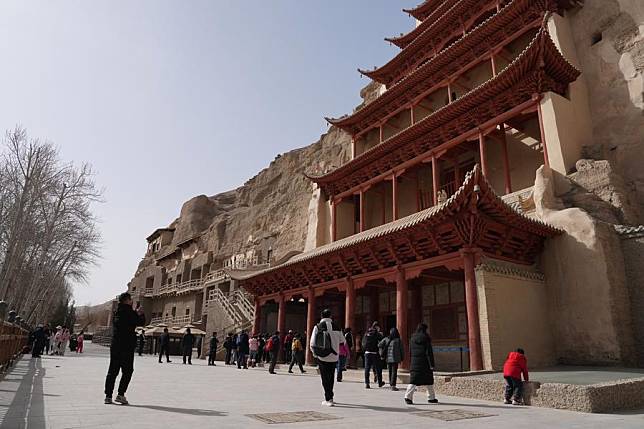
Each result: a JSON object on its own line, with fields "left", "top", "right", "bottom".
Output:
{"left": 136, "top": 125, "right": 350, "bottom": 278}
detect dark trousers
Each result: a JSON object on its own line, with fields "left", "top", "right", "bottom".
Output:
{"left": 183, "top": 349, "right": 192, "bottom": 364}
{"left": 208, "top": 352, "right": 216, "bottom": 365}
{"left": 504, "top": 376, "right": 524, "bottom": 401}
{"left": 388, "top": 362, "right": 399, "bottom": 387}
{"left": 364, "top": 353, "right": 382, "bottom": 386}
{"left": 269, "top": 351, "right": 278, "bottom": 373}
{"left": 224, "top": 349, "right": 232, "bottom": 364}
{"left": 237, "top": 352, "right": 247, "bottom": 368}
{"left": 104, "top": 348, "right": 135, "bottom": 397}
{"left": 288, "top": 351, "right": 304, "bottom": 373}
{"left": 318, "top": 360, "right": 336, "bottom": 402}
{"left": 285, "top": 348, "right": 292, "bottom": 364}
{"left": 158, "top": 345, "right": 170, "bottom": 362}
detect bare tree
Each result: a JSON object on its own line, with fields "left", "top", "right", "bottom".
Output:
{"left": 0, "top": 127, "right": 102, "bottom": 325}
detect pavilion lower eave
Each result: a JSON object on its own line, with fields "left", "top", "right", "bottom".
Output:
{"left": 229, "top": 165, "right": 560, "bottom": 297}
{"left": 309, "top": 26, "right": 580, "bottom": 198}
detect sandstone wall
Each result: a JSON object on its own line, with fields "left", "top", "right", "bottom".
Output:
{"left": 619, "top": 227, "right": 644, "bottom": 367}
{"left": 568, "top": 0, "right": 644, "bottom": 220}
{"left": 475, "top": 259, "right": 555, "bottom": 370}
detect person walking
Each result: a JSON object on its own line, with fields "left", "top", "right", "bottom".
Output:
{"left": 288, "top": 333, "right": 306, "bottom": 374}
{"left": 231, "top": 333, "right": 238, "bottom": 365}
{"left": 249, "top": 335, "right": 259, "bottom": 367}
{"left": 44, "top": 324, "right": 51, "bottom": 355}
{"left": 208, "top": 332, "right": 219, "bottom": 366}
{"left": 404, "top": 323, "right": 438, "bottom": 404}
{"left": 257, "top": 334, "right": 265, "bottom": 367}
{"left": 137, "top": 331, "right": 145, "bottom": 356}
{"left": 60, "top": 328, "right": 70, "bottom": 356}
{"left": 182, "top": 328, "right": 195, "bottom": 365}
{"left": 362, "top": 322, "right": 385, "bottom": 389}
{"left": 104, "top": 292, "right": 146, "bottom": 405}
{"left": 268, "top": 331, "right": 280, "bottom": 374}
{"left": 31, "top": 326, "right": 45, "bottom": 358}
{"left": 310, "top": 309, "right": 345, "bottom": 407}
{"left": 502, "top": 348, "right": 529, "bottom": 405}
{"left": 76, "top": 331, "right": 85, "bottom": 354}
{"left": 237, "top": 330, "right": 249, "bottom": 369}
{"left": 158, "top": 328, "right": 171, "bottom": 363}
{"left": 380, "top": 327, "right": 404, "bottom": 391}
{"left": 344, "top": 327, "right": 354, "bottom": 368}
{"left": 336, "top": 339, "right": 349, "bottom": 382}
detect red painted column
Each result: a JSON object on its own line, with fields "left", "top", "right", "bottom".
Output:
{"left": 396, "top": 268, "right": 409, "bottom": 370}
{"left": 345, "top": 277, "right": 355, "bottom": 332}
{"left": 431, "top": 155, "right": 439, "bottom": 205}
{"left": 536, "top": 98, "right": 550, "bottom": 168}
{"left": 410, "top": 104, "right": 415, "bottom": 125}
{"left": 359, "top": 190, "right": 365, "bottom": 232}
{"left": 500, "top": 124, "right": 512, "bottom": 195}
{"left": 392, "top": 174, "right": 398, "bottom": 221}
{"left": 379, "top": 124, "right": 384, "bottom": 143}
{"left": 331, "top": 198, "right": 337, "bottom": 242}
{"left": 462, "top": 249, "right": 483, "bottom": 371}
{"left": 479, "top": 131, "right": 488, "bottom": 178}
{"left": 277, "top": 294, "right": 286, "bottom": 361}
{"left": 490, "top": 54, "right": 497, "bottom": 76}
{"left": 306, "top": 288, "right": 316, "bottom": 365}
{"left": 253, "top": 299, "right": 261, "bottom": 335}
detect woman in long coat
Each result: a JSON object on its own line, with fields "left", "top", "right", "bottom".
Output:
{"left": 404, "top": 323, "right": 438, "bottom": 404}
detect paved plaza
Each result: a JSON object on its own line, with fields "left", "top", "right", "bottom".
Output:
{"left": 1, "top": 343, "right": 644, "bottom": 429}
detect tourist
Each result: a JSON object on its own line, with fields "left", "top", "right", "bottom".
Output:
{"left": 60, "top": 328, "right": 70, "bottom": 356}
{"left": 137, "top": 330, "right": 145, "bottom": 356}
{"left": 310, "top": 309, "right": 345, "bottom": 406}
{"left": 158, "top": 328, "right": 171, "bottom": 363}
{"left": 264, "top": 334, "right": 272, "bottom": 364}
{"left": 104, "top": 292, "right": 146, "bottom": 405}
{"left": 182, "top": 327, "right": 195, "bottom": 365}
{"left": 249, "top": 335, "right": 259, "bottom": 367}
{"left": 336, "top": 336, "right": 349, "bottom": 382}
{"left": 355, "top": 330, "right": 364, "bottom": 368}
{"left": 404, "top": 323, "right": 438, "bottom": 404}
{"left": 31, "top": 325, "right": 45, "bottom": 358}
{"left": 77, "top": 330, "right": 85, "bottom": 353}
{"left": 256, "top": 334, "right": 265, "bottom": 366}
{"left": 231, "top": 333, "right": 238, "bottom": 365}
{"left": 53, "top": 326, "right": 62, "bottom": 355}
{"left": 503, "top": 348, "right": 529, "bottom": 405}
{"left": 288, "top": 332, "right": 306, "bottom": 374}
{"left": 380, "top": 327, "right": 404, "bottom": 391}
{"left": 44, "top": 324, "right": 51, "bottom": 355}
{"left": 223, "top": 333, "right": 234, "bottom": 365}
{"left": 268, "top": 331, "right": 280, "bottom": 374}
{"left": 362, "top": 321, "right": 384, "bottom": 389}
{"left": 208, "top": 332, "right": 219, "bottom": 366}
{"left": 196, "top": 335, "right": 202, "bottom": 359}
{"left": 284, "top": 330, "right": 294, "bottom": 363}
{"left": 344, "top": 327, "right": 354, "bottom": 368}
{"left": 237, "top": 329, "right": 249, "bottom": 369}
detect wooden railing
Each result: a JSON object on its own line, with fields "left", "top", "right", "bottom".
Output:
{"left": 1, "top": 321, "right": 29, "bottom": 373}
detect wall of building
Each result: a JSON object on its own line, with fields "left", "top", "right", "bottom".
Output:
{"left": 619, "top": 230, "right": 644, "bottom": 367}
{"left": 397, "top": 174, "right": 418, "bottom": 218}
{"left": 336, "top": 199, "right": 355, "bottom": 240}
{"left": 475, "top": 258, "right": 555, "bottom": 370}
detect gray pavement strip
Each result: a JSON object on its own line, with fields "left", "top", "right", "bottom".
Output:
{"left": 413, "top": 408, "right": 496, "bottom": 421}
{"left": 246, "top": 411, "right": 341, "bottom": 424}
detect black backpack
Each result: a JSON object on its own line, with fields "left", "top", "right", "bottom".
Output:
{"left": 312, "top": 322, "right": 336, "bottom": 358}
{"left": 364, "top": 330, "right": 380, "bottom": 353}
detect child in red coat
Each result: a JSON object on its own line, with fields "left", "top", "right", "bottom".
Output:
{"left": 503, "top": 348, "right": 529, "bottom": 405}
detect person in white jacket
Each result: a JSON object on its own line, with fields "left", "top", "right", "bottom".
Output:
{"left": 310, "top": 309, "right": 345, "bottom": 407}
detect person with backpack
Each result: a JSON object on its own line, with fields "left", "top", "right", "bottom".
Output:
{"left": 310, "top": 309, "right": 345, "bottom": 407}
{"left": 284, "top": 330, "right": 294, "bottom": 364}
{"left": 362, "top": 321, "right": 385, "bottom": 389}
{"left": 267, "top": 331, "right": 281, "bottom": 374}
{"left": 288, "top": 332, "right": 306, "bottom": 374}
{"left": 404, "top": 323, "right": 438, "bottom": 404}
{"left": 379, "top": 327, "right": 404, "bottom": 391}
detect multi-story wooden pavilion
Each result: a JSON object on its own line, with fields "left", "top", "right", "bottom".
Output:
{"left": 231, "top": 0, "right": 580, "bottom": 371}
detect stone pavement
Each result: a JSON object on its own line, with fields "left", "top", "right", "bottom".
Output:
{"left": 1, "top": 343, "right": 643, "bottom": 429}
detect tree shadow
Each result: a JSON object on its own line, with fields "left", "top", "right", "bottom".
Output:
{"left": 127, "top": 404, "right": 227, "bottom": 416}
{"left": 1, "top": 358, "right": 47, "bottom": 429}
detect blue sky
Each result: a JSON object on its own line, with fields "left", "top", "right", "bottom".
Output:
{"left": 0, "top": 1, "right": 419, "bottom": 305}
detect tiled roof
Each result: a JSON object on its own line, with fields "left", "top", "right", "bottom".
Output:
{"left": 614, "top": 225, "right": 644, "bottom": 239}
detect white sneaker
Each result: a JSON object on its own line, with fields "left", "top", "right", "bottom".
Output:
{"left": 512, "top": 400, "right": 522, "bottom": 406}
{"left": 321, "top": 400, "right": 334, "bottom": 407}
{"left": 504, "top": 399, "right": 511, "bottom": 404}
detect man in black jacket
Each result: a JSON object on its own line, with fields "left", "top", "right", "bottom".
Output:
{"left": 208, "top": 332, "right": 219, "bottom": 366}
{"left": 104, "top": 292, "right": 146, "bottom": 405}
{"left": 182, "top": 328, "right": 195, "bottom": 364}
{"left": 158, "top": 328, "right": 171, "bottom": 363}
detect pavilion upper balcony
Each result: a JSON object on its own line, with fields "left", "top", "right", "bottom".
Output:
{"left": 327, "top": 0, "right": 567, "bottom": 154}
{"left": 359, "top": 0, "right": 575, "bottom": 89}
{"left": 310, "top": 27, "right": 579, "bottom": 241}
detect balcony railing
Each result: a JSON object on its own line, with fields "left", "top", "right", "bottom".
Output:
{"left": 149, "top": 314, "right": 197, "bottom": 326}
{"left": 155, "top": 278, "right": 204, "bottom": 297}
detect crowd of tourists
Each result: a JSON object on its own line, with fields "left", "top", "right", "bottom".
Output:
{"left": 28, "top": 324, "right": 85, "bottom": 358}
{"left": 100, "top": 291, "right": 530, "bottom": 408}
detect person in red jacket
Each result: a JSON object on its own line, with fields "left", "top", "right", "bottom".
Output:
{"left": 502, "top": 348, "right": 529, "bottom": 405}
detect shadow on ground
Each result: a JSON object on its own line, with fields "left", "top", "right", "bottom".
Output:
{"left": 128, "top": 404, "right": 227, "bottom": 416}
{"left": 0, "top": 358, "right": 46, "bottom": 429}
